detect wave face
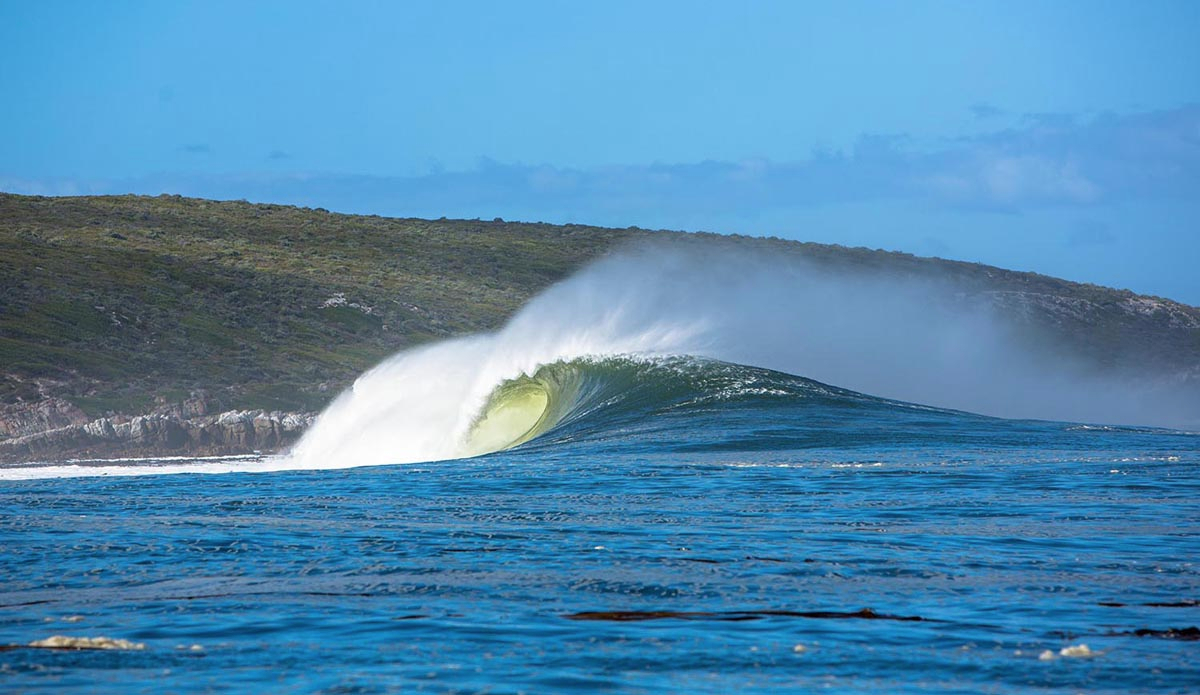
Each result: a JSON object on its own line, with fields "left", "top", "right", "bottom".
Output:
{"left": 461, "top": 356, "right": 869, "bottom": 457}
{"left": 290, "top": 352, "right": 952, "bottom": 470}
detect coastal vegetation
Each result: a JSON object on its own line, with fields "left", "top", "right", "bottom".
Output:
{"left": 1, "top": 193, "right": 627, "bottom": 416}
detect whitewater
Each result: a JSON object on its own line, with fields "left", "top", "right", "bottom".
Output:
{"left": 2, "top": 244, "right": 1197, "bottom": 693}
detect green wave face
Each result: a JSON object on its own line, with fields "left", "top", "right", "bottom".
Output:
{"left": 460, "top": 356, "right": 870, "bottom": 458}
{"left": 461, "top": 378, "right": 552, "bottom": 457}
{"left": 460, "top": 360, "right": 593, "bottom": 457}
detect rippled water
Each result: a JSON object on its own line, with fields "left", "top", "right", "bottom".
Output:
{"left": 2, "top": 378, "right": 1198, "bottom": 693}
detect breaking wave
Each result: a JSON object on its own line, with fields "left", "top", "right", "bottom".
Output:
{"left": 14, "top": 241, "right": 1190, "bottom": 479}
{"left": 288, "top": 241, "right": 1197, "bottom": 470}
{"left": 289, "top": 351, "right": 890, "bottom": 468}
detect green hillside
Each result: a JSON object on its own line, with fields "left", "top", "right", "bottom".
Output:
{"left": 0, "top": 193, "right": 631, "bottom": 415}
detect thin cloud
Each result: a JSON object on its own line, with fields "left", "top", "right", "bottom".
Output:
{"left": 916, "top": 153, "right": 1101, "bottom": 208}
{"left": 7, "top": 105, "right": 1197, "bottom": 218}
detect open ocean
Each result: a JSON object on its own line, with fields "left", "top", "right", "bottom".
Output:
{"left": 2, "top": 354, "right": 1198, "bottom": 693}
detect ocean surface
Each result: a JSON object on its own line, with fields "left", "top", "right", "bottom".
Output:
{"left": 2, "top": 356, "right": 1198, "bottom": 693}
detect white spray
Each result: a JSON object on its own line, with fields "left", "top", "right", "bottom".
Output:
{"left": 286, "top": 249, "right": 711, "bottom": 468}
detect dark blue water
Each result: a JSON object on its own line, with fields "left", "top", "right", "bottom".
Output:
{"left": 2, "top": 362, "right": 1198, "bottom": 693}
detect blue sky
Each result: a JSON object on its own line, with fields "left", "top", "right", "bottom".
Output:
{"left": 3, "top": 1, "right": 1198, "bottom": 302}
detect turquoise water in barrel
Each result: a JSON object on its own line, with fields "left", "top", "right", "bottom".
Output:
{"left": 2, "top": 356, "right": 1197, "bottom": 693}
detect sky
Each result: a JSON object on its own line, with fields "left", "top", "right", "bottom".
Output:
{"left": 2, "top": 0, "right": 1198, "bottom": 302}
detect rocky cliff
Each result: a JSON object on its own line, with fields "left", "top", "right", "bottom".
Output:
{"left": 0, "top": 403, "right": 313, "bottom": 462}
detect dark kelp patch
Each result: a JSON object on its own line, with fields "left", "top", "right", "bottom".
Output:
{"left": 1112, "top": 627, "right": 1200, "bottom": 641}
{"left": 564, "top": 608, "right": 926, "bottom": 622}
{"left": 1099, "top": 599, "right": 1197, "bottom": 608}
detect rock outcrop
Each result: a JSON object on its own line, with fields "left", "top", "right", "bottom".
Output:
{"left": 0, "top": 398, "right": 91, "bottom": 439}
{"left": 0, "top": 407, "right": 315, "bottom": 462}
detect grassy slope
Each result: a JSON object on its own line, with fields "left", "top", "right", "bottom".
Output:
{"left": 1, "top": 192, "right": 1196, "bottom": 419}
{"left": 0, "top": 193, "right": 631, "bottom": 415}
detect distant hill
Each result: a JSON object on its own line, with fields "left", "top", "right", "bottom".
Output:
{"left": 1, "top": 193, "right": 1197, "bottom": 460}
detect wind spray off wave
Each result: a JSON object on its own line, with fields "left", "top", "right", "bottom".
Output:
{"left": 288, "top": 241, "right": 1196, "bottom": 470}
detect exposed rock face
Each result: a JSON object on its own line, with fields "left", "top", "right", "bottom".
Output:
{"left": 985, "top": 289, "right": 1200, "bottom": 330}
{"left": 0, "top": 408, "right": 315, "bottom": 463}
{"left": 0, "top": 398, "right": 91, "bottom": 439}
